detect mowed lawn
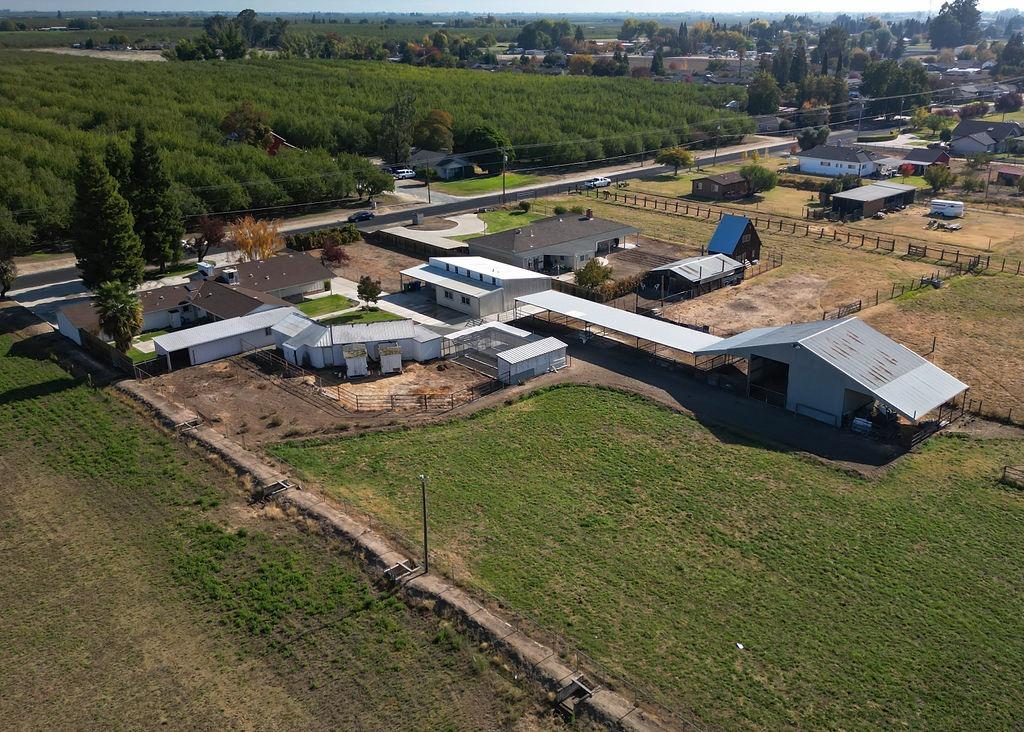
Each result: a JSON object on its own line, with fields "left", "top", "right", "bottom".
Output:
{"left": 271, "top": 385, "right": 1024, "bottom": 730}
{"left": 0, "top": 334, "right": 550, "bottom": 731}
{"left": 435, "top": 172, "right": 544, "bottom": 196}
{"left": 297, "top": 294, "right": 356, "bottom": 317}
{"left": 454, "top": 208, "right": 546, "bottom": 241}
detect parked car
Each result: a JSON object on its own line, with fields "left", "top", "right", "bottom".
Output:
{"left": 392, "top": 168, "right": 416, "bottom": 179}
{"left": 582, "top": 177, "right": 612, "bottom": 189}
{"left": 347, "top": 211, "right": 376, "bottom": 223}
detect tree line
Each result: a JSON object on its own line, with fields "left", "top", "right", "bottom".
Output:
{"left": 0, "top": 50, "right": 751, "bottom": 251}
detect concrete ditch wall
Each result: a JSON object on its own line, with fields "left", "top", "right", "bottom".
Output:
{"left": 115, "top": 378, "right": 675, "bottom": 732}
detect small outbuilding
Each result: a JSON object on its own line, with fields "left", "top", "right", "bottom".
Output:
{"left": 442, "top": 322, "right": 568, "bottom": 384}
{"left": 691, "top": 171, "right": 750, "bottom": 200}
{"left": 378, "top": 343, "right": 404, "bottom": 374}
{"left": 272, "top": 315, "right": 442, "bottom": 372}
{"left": 641, "top": 253, "right": 745, "bottom": 300}
{"left": 706, "top": 214, "right": 761, "bottom": 262}
{"left": 343, "top": 344, "right": 369, "bottom": 377}
{"left": 829, "top": 181, "right": 917, "bottom": 220}
{"left": 993, "top": 164, "right": 1024, "bottom": 187}
{"left": 465, "top": 212, "right": 639, "bottom": 273}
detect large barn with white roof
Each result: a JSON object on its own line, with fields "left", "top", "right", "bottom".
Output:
{"left": 694, "top": 317, "right": 968, "bottom": 426}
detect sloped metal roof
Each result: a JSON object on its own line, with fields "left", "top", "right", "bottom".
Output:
{"left": 497, "top": 336, "right": 567, "bottom": 365}
{"left": 695, "top": 318, "right": 967, "bottom": 420}
{"left": 706, "top": 214, "right": 752, "bottom": 256}
{"left": 154, "top": 307, "right": 298, "bottom": 353}
{"left": 515, "top": 290, "right": 722, "bottom": 353}
{"left": 652, "top": 254, "right": 744, "bottom": 283}
{"left": 400, "top": 263, "right": 499, "bottom": 298}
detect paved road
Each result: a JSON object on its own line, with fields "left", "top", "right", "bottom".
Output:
{"left": 308, "top": 138, "right": 799, "bottom": 236}
{"left": 10, "top": 136, "right": 796, "bottom": 319}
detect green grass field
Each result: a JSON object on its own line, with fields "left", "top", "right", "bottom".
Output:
{"left": 297, "top": 294, "right": 356, "bottom": 318}
{"left": 270, "top": 385, "right": 1024, "bottom": 730}
{"left": 454, "top": 209, "right": 546, "bottom": 241}
{"left": 435, "top": 172, "right": 544, "bottom": 196}
{"left": 320, "top": 308, "right": 403, "bottom": 325}
{"left": 0, "top": 331, "right": 553, "bottom": 730}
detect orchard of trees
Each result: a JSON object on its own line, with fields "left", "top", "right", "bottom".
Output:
{"left": 0, "top": 50, "right": 751, "bottom": 251}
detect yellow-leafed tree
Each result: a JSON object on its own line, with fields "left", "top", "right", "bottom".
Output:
{"left": 230, "top": 215, "right": 281, "bottom": 261}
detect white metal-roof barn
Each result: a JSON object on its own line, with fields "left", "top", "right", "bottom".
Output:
{"left": 153, "top": 307, "right": 299, "bottom": 370}
{"left": 693, "top": 317, "right": 968, "bottom": 426}
{"left": 399, "top": 256, "right": 551, "bottom": 318}
{"left": 271, "top": 314, "right": 442, "bottom": 371}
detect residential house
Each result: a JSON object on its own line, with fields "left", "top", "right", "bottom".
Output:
{"left": 408, "top": 148, "right": 475, "bottom": 180}
{"left": 199, "top": 252, "right": 336, "bottom": 300}
{"left": 794, "top": 145, "right": 882, "bottom": 178}
{"left": 465, "top": 212, "right": 639, "bottom": 273}
{"left": 949, "top": 119, "right": 1024, "bottom": 155}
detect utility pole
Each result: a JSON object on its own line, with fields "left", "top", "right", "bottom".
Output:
{"left": 501, "top": 149, "right": 508, "bottom": 205}
{"left": 419, "top": 474, "right": 429, "bottom": 574}
{"left": 713, "top": 125, "right": 721, "bottom": 166}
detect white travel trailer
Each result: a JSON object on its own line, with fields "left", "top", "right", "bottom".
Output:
{"left": 930, "top": 199, "right": 965, "bottom": 218}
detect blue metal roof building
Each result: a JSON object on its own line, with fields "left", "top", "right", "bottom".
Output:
{"left": 706, "top": 214, "right": 761, "bottom": 262}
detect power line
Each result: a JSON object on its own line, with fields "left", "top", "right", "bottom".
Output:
{"left": 6, "top": 71, "right": 1023, "bottom": 220}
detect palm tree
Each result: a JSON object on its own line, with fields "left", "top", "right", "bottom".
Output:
{"left": 95, "top": 280, "right": 143, "bottom": 353}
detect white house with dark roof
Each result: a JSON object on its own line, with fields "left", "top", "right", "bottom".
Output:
{"left": 198, "top": 252, "right": 336, "bottom": 300}
{"left": 794, "top": 145, "right": 882, "bottom": 177}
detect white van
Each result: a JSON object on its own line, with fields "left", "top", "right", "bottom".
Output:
{"left": 930, "top": 199, "right": 965, "bottom": 218}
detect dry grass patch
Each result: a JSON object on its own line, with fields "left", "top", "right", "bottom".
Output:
{"left": 862, "top": 272, "right": 1024, "bottom": 418}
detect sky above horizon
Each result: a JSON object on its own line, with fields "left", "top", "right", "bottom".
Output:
{"left": 4, "top": 2, "right": 1016, "bottom": 16}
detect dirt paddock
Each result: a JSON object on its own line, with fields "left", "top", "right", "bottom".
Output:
{"left": 334, "top": 240, "right": 425, "bottom": 293}
{"left": 332, "top": 361, "right": 486, "bottom": 396}
{"left": 148, "top": 356, "right": 491, "bottom": 444}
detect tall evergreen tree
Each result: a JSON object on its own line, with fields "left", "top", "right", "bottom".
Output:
{"left": 790, "top": 37, "right": 809, "bottom": 84}
{"left": 72, "top": 151, "right": 144, "bottom": 289}
{"left": 127, "top": 126, "right": 183, "bottom": 272}
{"left": 377, "top": 92, "right": 417, "bottom": 164}
{"left": 651, "top": 48, "right": 665, "bottom": 76}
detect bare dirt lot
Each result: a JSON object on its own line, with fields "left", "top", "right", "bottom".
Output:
{"left": 334, "top": 361, "right": 485, "bottom": 396}
{"left": 149, "top": 357, "right": 491, "bottom": 443}
{"left": 838, "top": 203, "right": 1024, "bottom": 260}
{"left": 664, "top": 272, "right": 830, "bottom": 334}
{"left": 334, "top": 240, "right": 424, "bottom": 293}
{"left": 547, "top": 197, "right": 938, "bottom": 331}
{"left": 30, "top": 47, "right": 167, "bottom": 62}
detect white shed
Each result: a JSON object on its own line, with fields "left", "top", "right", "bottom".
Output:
{"left": 496, "top": 336, "right": 568, "bottom": 384}
{"left": 378, "top": 343, "right": 403, "bottom": 374}
{"left": 343, "top": 343, "right": 368, "bottom": 377}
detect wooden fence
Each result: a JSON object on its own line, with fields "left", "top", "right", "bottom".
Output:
{"left": 578, "top": 188, "right": 1024, "bottom": 277}
{"left": 1001, "top": 466, "right": 1024, "bottom": 489}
